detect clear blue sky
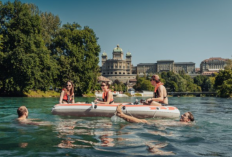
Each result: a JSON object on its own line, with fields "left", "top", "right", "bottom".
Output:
{"left": 3, "top": 0, "right": 232, "bottom": 68}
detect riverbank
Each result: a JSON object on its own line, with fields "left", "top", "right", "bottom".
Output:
{"left": 24, "top": 90, "right": 60, "bottom": 97}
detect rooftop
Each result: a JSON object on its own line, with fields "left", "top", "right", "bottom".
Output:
{"left": 137, "top": 63, "right": 156, "bottom": 66}
{"left": 201, "top": 57, "right": 228, "bottom": 63}
{"left": 175, "top": 62, "right": 195, "bottom": 65}
{"left": 157, "top": 60, "right": 174, "bottom": 62}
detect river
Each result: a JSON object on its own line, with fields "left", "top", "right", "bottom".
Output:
{"left": 0, "top": 97, "right": 231, "bottom": 156}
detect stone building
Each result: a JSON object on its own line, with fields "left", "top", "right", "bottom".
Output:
{"left": 137, "top": 63, "right": 157, "bottom": 74}
{"left": 101, "top": 45, "right": 136, "bottom": 83}
{"left": 136, "top": 60, "right": 195, "bottom": 74}
{"left": 200, "top": 57, "right": 228, "bottom": 73}
{"left": 174, "top": 62, "right": 195, "bottom": 74}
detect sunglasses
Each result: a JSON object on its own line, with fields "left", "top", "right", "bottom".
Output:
{"left": 101, "top": 85, "right": 106, "bottom": 87}
{"left": 66, "top": 85, "right": 72, "bottom": 87}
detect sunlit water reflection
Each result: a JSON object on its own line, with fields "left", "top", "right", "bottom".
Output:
{"left": 0, "top": 97, "right": 231, "bottom": 156}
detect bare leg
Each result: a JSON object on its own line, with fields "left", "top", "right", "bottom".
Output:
{"left": 116, "top": 104, "right": 148, "bottom": 124}
{"left": 143, "top": 101, "right": 162, "bottom": 106}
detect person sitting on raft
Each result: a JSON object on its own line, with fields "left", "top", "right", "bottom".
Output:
{"left": 116, "top": 104, "right": 194, "bottom": 123}
{"left": 95, "top": 82, "right": 114, "bottom": 104}
{"left": 59, "top": 80, "right": 75, "bottom": 104}
{"left": 144, "top": 75, "right": 168, "bottom": 106}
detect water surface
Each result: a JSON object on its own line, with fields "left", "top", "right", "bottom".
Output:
{"left": 0, "top": 97, "right": 231, "bottom": 156}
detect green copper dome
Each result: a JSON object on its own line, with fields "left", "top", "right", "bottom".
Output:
{"left": 113, "top": 44, "right": 123, "bottom": 53}
{"left": 126, "top": 52, "right": 131, "bottom": 56}
{"left": 102, "top": 52, "right": 107, "bottom": 56}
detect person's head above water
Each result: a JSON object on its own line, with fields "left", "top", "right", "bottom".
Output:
{"left": 180, "top": 112, "right": 194, "bottom": 122}
{"left": 17, "top": 106, "right": 28, "bottom": 119}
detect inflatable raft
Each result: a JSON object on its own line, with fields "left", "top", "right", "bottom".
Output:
{"left": 52, "top": 103, "right": 180, "bottom": 119}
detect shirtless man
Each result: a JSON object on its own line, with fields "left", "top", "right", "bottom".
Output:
{"left": 16, "top": 106, "right": 50, "bottom": 125}
{"left": 17, "top": 106, "right": 29, "bottom": 121}
{"left": 144, "top": 75, "right": 168, "bottom": 106}
{"left": 116, "top": 104, "right": 194, "bottom": 124}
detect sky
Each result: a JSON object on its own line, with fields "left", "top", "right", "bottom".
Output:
{"left": 2, "top": 0, "right": 232, "bottom": 68}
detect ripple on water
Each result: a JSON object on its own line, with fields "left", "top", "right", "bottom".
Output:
{"left": 0, "top": 97, "right": 232, "bottom": 156}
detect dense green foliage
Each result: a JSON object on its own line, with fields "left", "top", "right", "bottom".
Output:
{"left": 112, "top": 80, "right": 127, "bottom": 92}
{"left": 214, "top": 70, "right": 232, "bottom": 97}
{"left": 194, "top": 75, "right": 215, "bottom": 92}
{"left": 0, "top": 0, "right": 100, "bottom": 96}
{"left": 134, "top": 72, "right": 202, "bottom": 92}
{"left": 224, "top": 59, "right": 232, "bottom": 70}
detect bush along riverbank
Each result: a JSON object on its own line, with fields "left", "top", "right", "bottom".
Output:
{"left": 24, "top": 90, "right": 60, "bottom": 97}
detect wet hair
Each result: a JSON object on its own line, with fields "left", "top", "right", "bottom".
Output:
{"left": 64, "top": 80, "right": 74, "bottom": 96}
{"left": 17, "top": 106, "right": 28, "bottom": 117}
{"left": 101, "top": 82, "right": 110, "bottom": 88}
{"left": 187, "top": 112, "right": 194, "bottom": 122}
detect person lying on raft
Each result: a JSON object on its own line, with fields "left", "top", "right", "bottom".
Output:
{"left": 95, "top": 82, "right": 114, "bottom": 104}
{"left": 59, "top": 80, "right": 75, "bottom": 104}
{"left": 144, "top": 75, "right": 168, "bottom": 106}
{"left": 116, "top": 104, "right": 194, "bottom": 124}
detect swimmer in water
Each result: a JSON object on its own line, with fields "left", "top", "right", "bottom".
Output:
{"left": 17, "top": 106, "right": 29, "bottom": 121}
{"left": 116, "top": 104, "right": 194, "bottom": 124}
{"left": 16, "top": 106, "right": 50, "bottom": 125}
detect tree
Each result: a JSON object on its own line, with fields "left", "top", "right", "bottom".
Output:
{"left": 40, "top": 12, "right": 61, "bottom": 49}
{"left": 52, "top": 23, "right": 100, "bottom": 95}
{"left": 214, "top": 70, "right": 232, "bottom": 97}
{"left": 0, "top": 1, "right": 58, "bottom": 94}
{"left": 224, "top": 59, "right": 232, "bottom": 70}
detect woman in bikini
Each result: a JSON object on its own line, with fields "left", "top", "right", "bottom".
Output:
{"left": 59, "top": 80, "right": 75, "bottom": 104}
{"left": 96, "top": 82, "right": 114, "bottom": 104}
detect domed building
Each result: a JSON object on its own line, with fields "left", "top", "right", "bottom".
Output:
{"left": 200, "top": 57, "right": 228, "bottom": 73}
{"left": 101, "top": 45, "right": 136, "bottom": 83}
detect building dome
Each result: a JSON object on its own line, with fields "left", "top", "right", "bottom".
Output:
{"left": 102, "top": 51, "right": 107, "bottom": 56}
{"left": 113, "top": 44, "right": 123, "bottom": 53}
{"left": 126, "top": 52, "right": 131, "bottom": 56}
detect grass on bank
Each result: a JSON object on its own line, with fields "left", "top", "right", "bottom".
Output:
{"left": 24, "top": 90, "right": 60, "bottom": 97}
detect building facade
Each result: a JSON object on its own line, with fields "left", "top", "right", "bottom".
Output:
{"left": 101, "top": 45, "right": 136, "bottom": 83}
{"left": 200, "top": 57, "right": 228, "bottom": 73}
{"left": 136, "top": 60, "right": 195, "bottom": 74}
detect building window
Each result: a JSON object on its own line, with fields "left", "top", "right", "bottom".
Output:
{"left": 108, "top": 66, "right": 109, "bottom": 68}
{"left": 128, "top": 73, "right": 130, "bottom": 74}
{"left": 115, "top": 72, "right": 117, "bottom": 74}
{"left": 103, "top": 73, "right": 105, "bottom": 74}
{"left": 119, "top": 72, "right": 121, "bottom": 74}
{"left": 123, "top": 72, "right": 125, "bottom": 74}
{"left": 111, "top": 72, "right": 113, "bottom": 74}
{"left": 123, "top": 66, "right": 125, "bottom": 69}
{"left": 111, "top": 66, "right": 113, "bottom": 68}
{"left": 107, "top": 72, "right": 109, "bottom": 74}
{"left": 119, "top": 66, "right": 121, "bottom": 68}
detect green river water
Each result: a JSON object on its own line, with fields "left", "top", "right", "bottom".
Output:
{"left": 0, "top": 97, "right": 231, "bottom": 156}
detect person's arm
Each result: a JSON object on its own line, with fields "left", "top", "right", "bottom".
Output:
{"left": 106, "top": 91, "right": 113, "bottom": 104}
{"left": 59, "top": 90, "right": 64, "bottom": 104}
{"left": 147, "top": 86, "right": 164, "bottom": 102}
{"left": 71, "top": 94, "right": 75, "bottom": 103}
